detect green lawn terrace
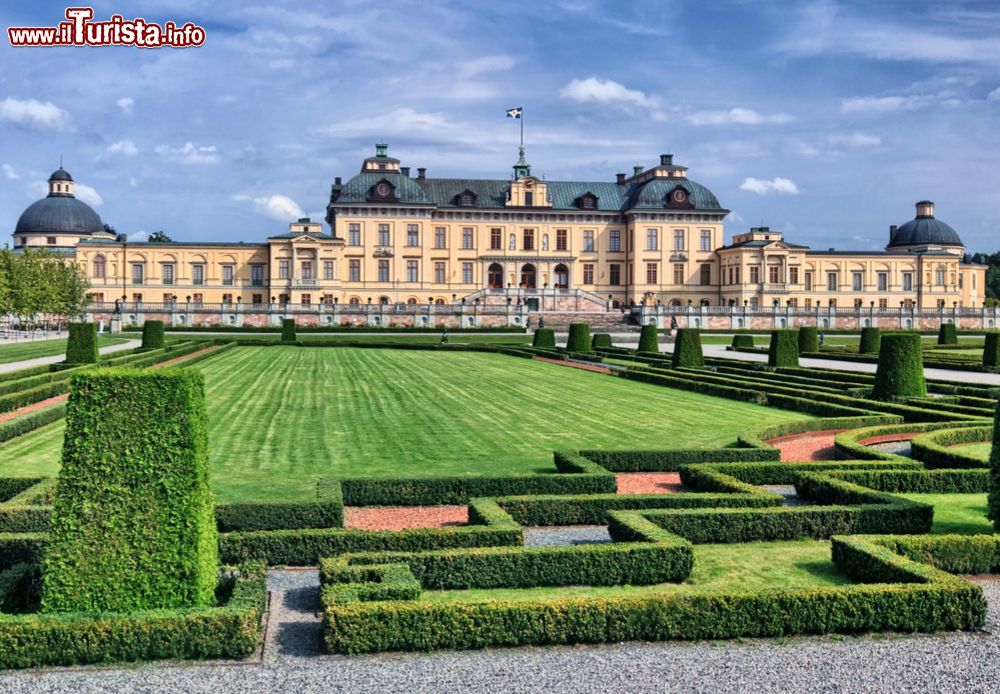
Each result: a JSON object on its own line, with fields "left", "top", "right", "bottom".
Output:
{"left": 0, "top": 334, "right": 126, "bottom": 364}
{"left": 0, "top": 346, "right": 812, "bottom": 503}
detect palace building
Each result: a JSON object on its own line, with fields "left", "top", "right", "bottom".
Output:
{"left": 10, "top": 148, "right": 986, "bottom": 322}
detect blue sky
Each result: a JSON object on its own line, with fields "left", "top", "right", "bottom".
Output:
{"left": 1, "top": 0, "right": 999, "bottom": 251}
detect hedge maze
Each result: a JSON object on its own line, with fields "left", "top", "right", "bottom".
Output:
{"left": 0, "top": 327, "right": 997, "bottom": 666}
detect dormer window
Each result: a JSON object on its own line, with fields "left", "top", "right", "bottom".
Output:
{"left": 369, "top": 179, "right": 396, "bottom": 202}
{"left": 665, "top": 185, "right": 693, "bottom": 209}
{"left": 457, "top": 190, "right": 476, "bottom": 207}
{"left": 577, "top": 193, "right": 598, "bottom": 210}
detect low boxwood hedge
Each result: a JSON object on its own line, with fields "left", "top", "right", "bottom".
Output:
{"left": 910, "top": 426, "right": 992, "bottom": 469}
{"left": 591, "top": 333, "right": 613, "bottom": 350}
{"left": 577, "top": 447, "right": 779, "bottom": 472}
{"left": 731, "top": 334, "right": 754, "bottom": 349}
{"left": 824, "top": 469, "right": 989, "bottom": 493}
{"left": 214, "top": 480, "right": 344, "bottom": 532}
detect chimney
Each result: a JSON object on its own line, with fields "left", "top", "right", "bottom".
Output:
{"left": 616, "top": 173, "right": 626, "bottom": 185}
{"left": 633, "top": 165, "right": 644, "bottom": 176}
{"left": 334, "top": 176, "right": 342, "bottom": 185}
{"left": 889, "top": 224, "right": 897, "bottom": 241}
{"left": 417, "top": 167, "right": 426, "bottom": 180}
{"left": 400, "top": 166, "right": 410, "bottom": 177}
{"left": 660, "top": 153, "right": 673, "bottom": 166}
{"left": 916, "top": 200, "right": 935, "bottom": 218}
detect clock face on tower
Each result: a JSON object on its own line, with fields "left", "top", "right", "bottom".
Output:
{"left": 375, "top": 182, "right": 392, "bottom": 198}
{"left": 672, "top": 188, "right": 688, "bottom": 204}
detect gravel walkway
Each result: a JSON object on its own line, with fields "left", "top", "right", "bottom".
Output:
{"left": 343, "top": 505, "right": 468, "bottom": 531}
{"left": 615, "top": 472, "right": 683, "bottom": 494}
{"left": 523, "top": 525, "right": 611, "bottom": 546}
{"left": 758, "top": 484, "right": 812, "bottom": 506}
{"left": 0, "top": 339, "right": 140, "bottom": 375}
{"left": 766, "top": 430, "right": 847, "bottom": 462}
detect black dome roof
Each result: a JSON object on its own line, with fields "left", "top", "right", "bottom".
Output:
{"left": 15, "top": 195, "right": 104, "bottom": 235}
{"left": 889, "top": 208, "right": 963, "bottom": 248}
{"left": 48, "top": 167, "right": 73, "bottom": 182}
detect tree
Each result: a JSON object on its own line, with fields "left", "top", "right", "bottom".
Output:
{"left": 0, "top": 248, "right": 90, "bottom": 322}
{"left": 148, "top": 231, "right": 172, "bottom": 243}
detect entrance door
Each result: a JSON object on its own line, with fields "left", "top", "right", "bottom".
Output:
{"left": 520, "top": 263, "right": 536, "bottom": 289}
{"left": 488, "top": 263, "right": 503, "bottom": 289}
{"left": 553, "top": 264, "right": 569, "bottom": 289}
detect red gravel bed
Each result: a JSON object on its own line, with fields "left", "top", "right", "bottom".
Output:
{"left": 615, "top": 472, "right": 683, "bottom": 495}
{"left": 533, "top": 356, "right": 613, "bottom": 375}
{"left": 858, "top": 433, "right": 920, "bottom": 446}
{"left": 343, "top": 505, "right": 468, "bottom": 531}
{"left": 766, "top": 429, "right": 848, "bottom": 462}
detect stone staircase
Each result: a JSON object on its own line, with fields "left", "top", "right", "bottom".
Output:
{"left": 527, "top": 310, "right": 639, "bottom": 331}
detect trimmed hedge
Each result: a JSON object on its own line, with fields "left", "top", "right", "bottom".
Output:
{"left": 566, "top": 323, "right": 591, "bottom": 352}
{"left": 873, "top": 333, "right": 927, "bottom": 401}
{"left": 671, "top": 329, "right": 704, "bottom": 368}
{"left": 281, "top": 318, "right": 296, "bottom": 342}
{"left": 65, "top": 323, "right": 98, "bottom": 364}
{"left": 215, "top": 480, "right": 344, "bottom": 532}
{"left": 0, "top": 404, "right": 66, "bottom": 444}
{"left": 638, "top": 324, "right": 659, "bottom": 353}
{"left": 991, "top": 400, "right": 1000, "bottom": 530}
{"left": 984, "top": 331, "right": 1000, "bottom": 369}
{"left": 798, "top": 327, "right": 819, "bottom": 354}
{"left": 42, "top": 369, "right": 219, "bottom": 613}
{"left": 938, "top": 322, "right": 958, "bottom": 345}
{"left": 859, "top": 327, "right": 881, "bottom": 354}
{"left": 578, "top": 447, "right": 779, "bottom": 472}
{"left": 731, "top": 334, "right": 754, "bottom": 349}
{"left": 910, "top": 426, "right": 991, "bottom": 469}
{"left": 767, "top": 330, "right": 798, "bottom": 367}
{"left": 872, "top": 534, "right": 1000, "bottom": 575}
{"left": 591, "top": 333, "right": 613, "bottom": 350}
{"left": 825, "top": 469, "right": 989, "bottom": 494}
{"left": 532, "top": 328, "right": 556, "bottom": 348}
{"left": 140, "top": 320, "right": 165, "bottom": 350}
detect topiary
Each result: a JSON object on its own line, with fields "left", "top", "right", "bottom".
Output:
{"left": 671, "top": 329, "right": 704, "bottom": 368}
{"left": 140, "top": 320, "right": 165, "bottom": 350}
{"left": 532, "top": 328, "right": 556, "bottom": 348}
{"left": 637, "top": 324, "right": 659, "bottom": 353}
{"left": 798, "top": 326, "right": 819, "bottom": 354}
{"left": 859, "top": 327, "right": 882, "bottom": 354}
{"left": 767, "top": 330, "right": 799, "bottom": 367}
{"left": 983, "top": 331, "right": 1000, "bottom": 369}
{"left": 938, "top": 322, "right": 958, "bottom": 345}
{"left": 281, "top": 318, "right": 296, "bottom": 343}
{"left": 65, "top": 322, "right": 98, "bottom": 364}
{"left": 989, "top": 400, "right": 1000, "bottom": 530}
{"left": 566, "top": 323, "right": 591, "bottom": 352}
{"left": 731, "top": 334, "right": 754, "bottom": 349}
{"left": 41, "top": 369, "right": 218, "bottom": 613}
{"left": 872, "top": 332, "right": 927, "bottom": 401}
{"left": 591, "top": 333, "right": 613, "bottom": 350}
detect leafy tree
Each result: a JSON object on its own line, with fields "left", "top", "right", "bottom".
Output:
{"left": 0, "top": 248, "right": 90, "bottom": 322}
{"left": 148, "top": 231, "right": 172, "bottom": 242}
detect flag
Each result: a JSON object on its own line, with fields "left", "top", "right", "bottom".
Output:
{"left": 506, "top": 106, "right": 523, "bottom": 119}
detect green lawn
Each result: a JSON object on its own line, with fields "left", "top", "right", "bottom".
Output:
{"left": 0, "top": 346, "right": 810, "bottom": 503}
{"left": 899, "top": 493, "right": 993, "bottom": 535}
{"left": 951, "top": 443, "right": 991, "bottom": 462}
{"left": 423, "top": 539, "right": 847, "bottom": 603}
{"left": 124, "top": 332, "right": 532, "bottom": 346}
{"left": 0, "top": 335, "right": 125, "bottom": 364}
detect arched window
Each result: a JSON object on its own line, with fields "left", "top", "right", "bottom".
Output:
{"left": 379, "top": 296, "right": 390, "bottom": 304}
{"left": 92, "top": 255, "right": 106, "bottom": 279}
{"left": 406, "top": 297, "right": 418, "bottom": 305}
{"left": 520, "top": 263, "right": 536, "bottom": 289}
{"left": 435, "top": 298, "right": 446, "bottom": 305}
{"left": 488, "top": 263, "right": 504, "bottom": 289}
{"left": 348, "top": 296, "right": 361, "bottom": 306}
{"left": 553, "top": 264, "right": 569, "bottom": 289}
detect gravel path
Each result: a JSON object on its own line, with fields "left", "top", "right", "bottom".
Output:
{"left": 766, "top": 430, "right": 847, "bottom": 462}
{"left": 523, "top": 525, "right": 611, "bottom": 546}
{"left": 343, "top": 505, "right": 468, "bottom": 531}
{"left": 0, "top": 339, "right": 140, "bottom": 375}
{"left": 615, "top": 472, "right": 683, "bottom": 494}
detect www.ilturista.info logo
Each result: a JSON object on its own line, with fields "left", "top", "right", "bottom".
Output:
{"left": 8, "top": 7, "right": 206, "bottom": 48}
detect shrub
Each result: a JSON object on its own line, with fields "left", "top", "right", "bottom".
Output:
{"left": 41, "top": 369, "right": 218, "bottom": 613}
{"left": 767, "top": 330, "right": 799, "bottom": 367}
{"left": 984, "top": 331, "right": 1000, "bottom": 369}
{"left": 140, "top": 320, "right": 165, "bottom": 350}
{"left": 798, "top": 326, "right": 819, "bottom": 354}
{"left": 65, "top": 323, "right": 98, "bottom": 364}
{"left": 859, "top": 327, "right": 881, "bottom": 354}
{"left": 990, "top": 400, "right": 1000, "bottom": 530}
{"left": 938, "top": 322, "right": 958, "bottom": 345}
{"left": 671, "top": 329, "right": 704, "bottom": 368}
{"left": 532, "top": 328, "right": 556, "bottom": 348}
{"left": 731, "top": 334, "right": 754, "bottom": 349}
{"left": 637, "top": 324, "right": 659, "bottom": 353}
{"left": 873, "top": 333, "right": 927, "bottom": 400}
{"left": 591, "top": 333, "right": 613, "bottom": 350}
{"left": 566, "top": 323, "right": 591, "bottom": 352}
{"left": 281, "top": 318, "right": 297, "bottom": 343}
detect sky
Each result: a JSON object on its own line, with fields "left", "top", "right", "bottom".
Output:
{"left": 1, "top": 0, "right": 999, "bottom": 252}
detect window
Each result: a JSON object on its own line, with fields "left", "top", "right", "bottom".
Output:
{"left": 324, "top": 261, "right": 334, "bottom": 280}
{"left": 646, "top": 229, "right": 658, "bottom": 251}
{"left": 252, "top": 294, "right": 263, "bottom": 305}
{"left": 349, "top": 259, "right": 361, "bottom": 282}
{"left": 700, "top": 230, "right": 712, "bottom": 252}
{"left": 301, "top": 260, "right": 313, "bottom": 280}
{"left": 406, "top": 260, "right": 419, "bottom": 283}
{"left": 879, "top": 299, "right": 888, "bottom": 309}
{"left": 727, "top": 267, "right": 733, "bottom": 285}
{"left": 902, "top": 272, "right": 913, "bottom": 291}
{"left": 462, "top": 227, "right": 474, "bottom": 249}
{"left": 349, "top": 297, "right": 360, "bottom": 306}
{"left": 349, "top": 223, "right": 361, "bottom": 246}
{"left": 47, "top": 237, "right": 56, "bottom": 245}
{"left": 769, "top": 266, "right": 780, "bottom": 284}
{"left": 131, "top": 263, "right": 144, "bottom": 285}
{"left": 435, "top": 227, "right": 447, "bottom": 249}
{"left": 877, "top": 272, "right": 888, "bottom": 291}
{"left": 750, "top": 266, "right": 760, "bottom": 284}
{"left": 735, "top": 267, "right": 741, "bottom": 284}
{"left": 162, "top": 263, "right": 175, "bottom": 286}
{"left": 490, "top": 228, "right": 502, "bottom": 250}
{"left": 523, "top": 229, "right": 535, "bottom": 251}
{"left": 580, "top": 195, "right": 595, "bottom": 209}
{"left": 222, "top": 293, "right": 233, "bottom": 305}
{"left": 673, "top": 229, "right": 685, "bottom": 251}
{"left": 789, "top": 267, "right": 799, "bottom": 285}
{"left": 646, "top": 262, "right": 658, "bottom": 284}
{"left": 301, "top": 294, "right": 311, "bottom": 306}
{"left": 251, "top": 264, "right": 265, "bottom": 286}
{"left": 700, "top": 263, "right": 711, "bottom": 286}
{"left": 804, "top": 271, "right": 813, "bottom": 291}
{"left": 805, "top": 298, "right": 812, "bottom": 309}
{"left": 524, "top": 191, "right": 533, "bottom": 206}
{"left": 377, "top": 260, "right": 390, "bottom": 282}
{"left": 827, "top": 272, "right": 838, "bottom": 291}
{"left": 583, "top": 230, "right": 594, "bottom": 252}
{"left": 192, "top": 293, "right": 203, "bottom": 306}
{"left": 378, "top": 224, "right": 390, "bottom": 246}
{"left": 434, "top": 262, "right": 446, "bottom": 283}
{"left": 406, "top": 224, "right": 419, "bottom": 246}
{"left": 93, "top": 256, "right": 106, "bottom": 278}
{"left": 556, "top": 229, "right": 568, "bottom": 251}
{"left": 609, "top": 264, "right": 621, "bottom": 285}
{"left": 222, "top": 264, "right": 234, "bottom": 286}
{"left": 193, "top": 265, "right": 205, "bottom": 285}
{"left": 460, "top": 192, "right": 474, "bottom": 206}
{"left": 162, "top": 293, "right": 172, "bottom": 304}
{"left": 583, "top": 263, "right": 594, "bottom": 285}
{"left": 609, "top": 230, "right": 621, "bottom": 252}
{"left": 462, "top": 262, "right": 473, "bottom": 284}
{"left": 277, "top": 260, "right": 288, "bottom": 280}
{"left": 854, "top": 298, "right": 863, "bottom": 308}
{"left": 673, "top": 263, "right": 684, "bottom": 285}
{"left": 935, "top": 267, "right": 946, "bottom": 286}
{"left": 937, "top": 299, "right": 946, "bottom": 308}
{"left": 852, "top": 272, "right": 863, "bottom": 291}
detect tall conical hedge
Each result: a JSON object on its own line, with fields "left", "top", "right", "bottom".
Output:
{"left": 938, "top": 322, "right": 958, "bottom": 345}
{"left": 672, "top": 329, "right": 704, "bottom": 368}
{"left": 983, "top": 331, "right": 1000, "bottom": 370}
{"left": 859, "top": 327, "right": 881, "bottom": 354}
{"left": 989, "top": 400, "right": 1000, "bottom": 530}
{"left": 873, "top": 332, "right": 927, "bottom": 400}
{"left": 767, "top": 330, "right": 799, "bottom": 367}
{"left": 532, "top": 328, "right": 556, "bottom": 348}
{"left": 798, "top": 326, "right": 819, "bottom": 354}
{"left": 566, "top": 323, "right": 591, "bottom": 352}
{"left": 281, "top": 318, "right": 296, "bottom": 343}
{"left": 66, "top": 322, "right": 99, "bottom": 364}
{"left": 591, "top": 333, "right": 613, "bottom": 350}
{"left": 637, "top": 324, "right": 659, "bottom": 353}
{"left": 140, "top": 320, "right": 165, "bottom": 350}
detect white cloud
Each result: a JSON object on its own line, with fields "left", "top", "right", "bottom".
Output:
{"left": 3, "top": 164, "right": 19, "bottom": 180}
{"left": 116, "top": 96, "right": 134, "bottom": 113}
{"left": 988, "top": 87, "right": 1000, "bottom": 102}
{"left": 457, "top": 55, "right": 516, "bottom": 79}
{"left": 128, "top": 177, "right": 138, "bottom": 187}
{"left": 322, "top": 108, "right": 459, "bottom": 137}
{"left": 128, "top": 230, "right": 149, "bottom": 242}
{"left": 239, "top": 194, "right": 306, "bottom": 221}
{"left": 107, "top": 139, "right": 138, "bottom": 156}
{"left": 740, "top": 177, "right": 800, "bottom": 195}
{"left": 73, "top": 183, "right": 103, "bottom": 207}
{"left": 828, "top": 132, "right": 882, "bottom": 147}
{"left": 687, "top": 108, "right": 793, "bottom": 126}
{"left": 840, "top": 95, "right": 933, "bottom": 113}
{"left": 154, "top": 141, "right": 220, "bottom": 165}
{"left": 560, "top": 77, "right": 660, "bottom": 109}
{"left": 0, "top": 97, "right": 70, "bottom": 130}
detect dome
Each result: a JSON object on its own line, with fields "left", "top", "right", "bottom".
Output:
{"left": 15, "top": 195, "right": 104, "bottom": 235}
{"left": 48, "top": 167, "right": 73, "bottom": 182}
{"left": 888, "top": 201, "right": 963, "bottom": 249}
